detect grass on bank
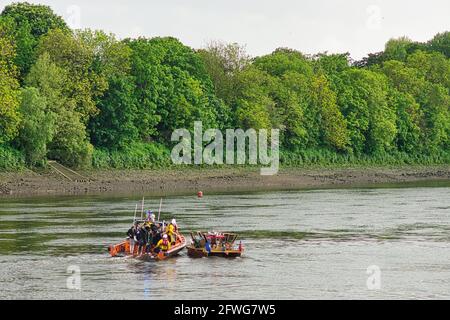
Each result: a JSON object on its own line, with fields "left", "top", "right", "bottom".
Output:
{"left": 1, "top": 143, "right": 449, "bottom": 171}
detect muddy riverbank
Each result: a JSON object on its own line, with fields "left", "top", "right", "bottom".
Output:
{"left": 1, "top": 165, "right": 449, "bottom": 198}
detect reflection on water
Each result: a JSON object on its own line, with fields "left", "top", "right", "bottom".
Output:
{"left": 0, "top": 185, "right": 449, "bottom": 299}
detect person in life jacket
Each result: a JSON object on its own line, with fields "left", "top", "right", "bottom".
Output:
{"left": 166, "top": 219, "right": 177, "bottom": 244}
{"left": 126, "top": 222, "right": 139, "bottom": 254}
{"left": 152, "top": 229, "right": 162, "bottom": 247}
{"left": 145, "top": 210, "right": 155, "bottom": 223}
{"left": 136, "top": 225, "right": 148, "bottom": 255}
{"left": 144, "top": 212, "right": 156, "bottom": 230}
{"left": 144, "top": 224, "right": 153, "bottom": 254}
{"left": 155, "top": 234, "right": 171, "bottom": 254}
{"left": 171, "top": 219, "right": 178, "bottom": 232}
{"left": 205, "top": 239, "right": 211, "bottom": 254}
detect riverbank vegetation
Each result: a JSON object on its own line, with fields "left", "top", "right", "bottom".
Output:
{"left": 0, "top": 3, "right": 449, "bottom": 170}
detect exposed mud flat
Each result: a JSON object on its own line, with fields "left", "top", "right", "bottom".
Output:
{"left": 0, "top": 165, "right": 449, "bottom": 198}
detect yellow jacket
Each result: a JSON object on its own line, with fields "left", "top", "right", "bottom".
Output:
{"left": 144, "top": 221, "right": 153, "bottom": 229}
{"left": 166, "top": 224, "right": 175, "bottom": 235}
{"left": 156, "top": 239, "right": 171, "bottom": 251}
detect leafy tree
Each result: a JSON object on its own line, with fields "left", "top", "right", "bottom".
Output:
{"left": 406, "top": 50, "right": 450, "bottom": 90}
{"left": 388, "top": 89, "right": 421, "bottom": 152}
{"left": 76, "top": 29, "right": 132, "bottom": 79}
{"left": 254, "top": 48, "right": 314, "bottom": 78}
{"left": 0, "top": 19, "right": 21, "bottom": 144}
{"left": 333, "top": 68, "right": 397, "bottom": 154}
{"left": 0, "top": 9, "right": 448, "bottom": 170}
{"left": 428, "top": 32, "right": 450, "bottom": 58}
{"left": 249, "top": 49, "right": 350, "bottom": 150}
{"left": 379, "top": 60, "right": 424, "bottom": 97}
{"left": 89, "top": 75, "right": 139, "bottom": 149}
{"left": 83, "top": 30, "right": 141, "bottom": 149}
{"left": 48, "top": 108, "right": 93, "bottom": 168}
{"left": 16, "top": 87, "right": 54, "bottom": 165}
{"left": 384, "top": 37, "right": 413, "bottom": 62}
{"left": 37, "top": 29, "right": 108, "bottom": 122}
{"left": 126, "top": 37, "right": 226, "bottom": 141}
{"left": 419, "top": 83, "right": 450, "bottom": 150}
{"left": 354, "top": 51, "right": 384, "bottom": 68}
{"left": 252, "top": 49, "right": 315, "bottom": 147}
{"left": 125, "top": 38, "right": 162, "bottom": 140}
{"left": 151, "top": 37, "right": 213, "bottom": 83}
{"left": 198, "top": 41, "right": 250, "bottom": 107}
{"left": 1, "top": 2, "right": 68, "bottom": 37}
{"left": 234, "top": 66, "right": 274, "bottom": 130}
{"left": 314, "top": 53, "right": 350, "bottom": 76}
{"left": 26, "top": 53, "right": 93, "bottom": 167}
{"left": 277, "top": 71, "right": 309, "bottom": 148}
{"left": 310, "top": 74, "right": 349, "bottom": 151}
{"left": 1, "top": 2, "right": 69, "bottom": 78}
{"left": 25, "top": 53, "right": 67, "bottom": 113}
{"left": 10, "top": 19, "right": 34, "bottom": 78}
{"left": 380, "top": 59, "right": 449, "bottom": 152}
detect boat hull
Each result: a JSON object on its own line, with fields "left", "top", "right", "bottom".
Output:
{"left": 187, "top": 245, "right": 242, "bottom": 258}
{"left": 109, "top": 233, "right": 187, "bottom": 261}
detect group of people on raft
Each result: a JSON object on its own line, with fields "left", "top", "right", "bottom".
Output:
{"left": 126, "top": 210, "right": 178, "bottom": 256}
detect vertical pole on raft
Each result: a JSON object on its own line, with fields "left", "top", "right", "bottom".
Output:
{"left": 141, "top": 197, "right": 144, "bottom": 221}
{"left": 133, "top": 204, "right": 137, "bottom": 224}
{"left": 157, "top": 198, "right": 162, "bottom": 222}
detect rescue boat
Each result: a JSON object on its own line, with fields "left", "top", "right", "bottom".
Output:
{"left": 108, "top": 230, "right": 187, "bottom": 261}
{"left": 108, "top": 198, "right": 187, "bottom": 261}
{"left": 187, "top": 231, "right": 243, "bottom": 258}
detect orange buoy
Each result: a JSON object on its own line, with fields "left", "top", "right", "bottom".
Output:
{"left": 197, "top": 191, "right": 203, "bottom": 198}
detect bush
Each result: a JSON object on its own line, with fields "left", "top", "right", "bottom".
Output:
{"left": 280, "top": 148, "right": 450, "bottom": 167}
{"left": 0, "top": 145, "right": 25, "bottom": 170}
{"left": 92, "top": 142, "right": 171, "bottom": 169}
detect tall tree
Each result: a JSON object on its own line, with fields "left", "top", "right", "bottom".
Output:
{"left": 16, "top": 87, "right": 54, "bottom": 165}
{"left": 89, "top": 74, "right": 139, "bottom": 149}
{"left": 126, "top": 37, "right": 227, "bottom": 142}
{"left": 388, "top": 89, "right": 421, "bottom": 153}
{"left": 428, "top": 31, "right": 450, "bottom": 58}
{"left": 26, "top": 53, "right": 93, "bottom": 167}
{"left": 406, "top": 50, "right": 450, "bottom": 90}
{"left": 0, "top": 19, "right": 21, "bottom": 144}
{"left": 198, "top": 41, "right": 250, "bottom": 108}
{"left": 384, "top": 36, "right": 413, "bottom": 62}
{"left": 37, "top": 29, "right": 108, "bottom": 122}
{"left": 381, "top": 59, "right": 449, "bottom": 151}
{"left": 332, "top": 68, "right": 397, "bottom": 154}
{"left": 310, "top": 74, "right": 349, "bottom": 151}
{"left": 1, "top": 2, "right": 69, "bottom": 77}
{"left": 234, "top": 66, "right": 274, "bottom": 130}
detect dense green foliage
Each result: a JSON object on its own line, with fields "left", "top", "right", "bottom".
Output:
{"left": 92, "top": 142, "right": 171, "bottom": 169}
{"left": 1, "top": 2, "right": 68, "bottom": 77}
{"left": 0, "top": 144, "right": 25, "bottom": 169}
{"left": 0, "top": 3, "right": 448, "bottom": 170}
{"left": 16, "top": 87, "right": 54, "bottom": 165}
{"left": 0, "top": 18, "right": 21, "bottom": 145}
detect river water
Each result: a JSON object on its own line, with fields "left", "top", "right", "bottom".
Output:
{"left": 0, "top": 184, "right": 449, "bottom": 299}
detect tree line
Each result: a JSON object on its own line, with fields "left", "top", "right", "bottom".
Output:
{"left": 0, "top": 2, "right": 449, "bottom": 169}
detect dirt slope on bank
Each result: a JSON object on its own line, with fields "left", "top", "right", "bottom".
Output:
{"left": 1, "top": 166, "right": 449, "bottom": 198}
